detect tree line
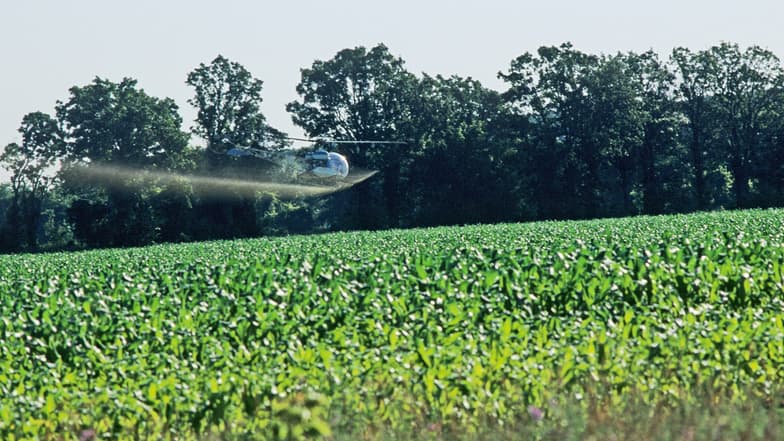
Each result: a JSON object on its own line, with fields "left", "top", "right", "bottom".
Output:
{"left": 1, "top": 42, "right": 783, "bottom": 253}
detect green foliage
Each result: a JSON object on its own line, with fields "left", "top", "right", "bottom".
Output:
{"left": 287, "top": 44, "right": 419, "bottom": 229}
{"left": 702, "top": 43, "right": 784, "bottom": 208}
{"left": 671, "top": 44, "right": 784, "bottom": 211}
{"left": 500, "top": 43, "right": 605, "bottom": 218}
{"left": 270, "top": 392, "right": 331, "bottom": 441}
{"left": 4, "top": 41, "right": 784, "bottom": 255}
{"left": 287, "top": 44, "right": 414, "bottom": 147}
{"left": 187, "top": 54, "right": 286, "bottom": 164}
{"left": 183, "top": 55, "right": 292, "bottom": 243}
{"left": 0, "top": 112, "right": 63, "bottom": 251}
{"left": 0, "top": 209, "right": 782, "bottom": 439}
{"left": 407, "top": 74, "right": 521, "bottom": 225}
{"left": 53, "top": 77, "right": 191, "bottom": 247}
{"left": 56, "top": 77, "right": 189, "bottom": 167}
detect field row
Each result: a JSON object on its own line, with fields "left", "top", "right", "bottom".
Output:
{"left": 0, "top": 210, "right": 783, "bottom": 439}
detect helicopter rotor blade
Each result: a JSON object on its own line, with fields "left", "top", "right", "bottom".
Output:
{"left": 285, "top": 136, "right": 407, "bottom": 145}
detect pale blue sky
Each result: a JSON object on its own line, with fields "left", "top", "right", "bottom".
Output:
{"left": 2, "top": 0, "right": 783, "bottom": 181}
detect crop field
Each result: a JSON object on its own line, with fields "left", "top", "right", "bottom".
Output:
{"left": 1, "top": 209, "right": 783, "bottom": 440}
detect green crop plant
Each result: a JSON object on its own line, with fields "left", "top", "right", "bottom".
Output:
{"left": 0, "top": 209, "right": 782, "bottom": 439}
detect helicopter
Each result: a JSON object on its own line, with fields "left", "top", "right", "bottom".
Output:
{"left": 220, "top": 136, "right": 406, "bottom": 185}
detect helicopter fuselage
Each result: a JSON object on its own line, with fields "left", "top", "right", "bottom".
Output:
{"left": 222, "top": 136, "right": 405, "bottom": 183}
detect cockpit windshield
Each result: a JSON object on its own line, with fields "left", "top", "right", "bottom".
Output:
{"left": 327, "top": 152, "right": 349, "bottom": 177}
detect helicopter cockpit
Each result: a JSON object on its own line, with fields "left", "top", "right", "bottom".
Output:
{"left": 305, "top": 150, "right": 349, "bottom": 178}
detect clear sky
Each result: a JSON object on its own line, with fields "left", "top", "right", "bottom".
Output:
{"left": 2, "top": 0, "right": 783, "bottom": 181}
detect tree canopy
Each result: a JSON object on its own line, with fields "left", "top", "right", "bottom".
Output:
{"left": 187, "top": 55, "right": 286, "bottom": 166}
{"left": 2, "top": 41, "right": 784, "bottom": 252}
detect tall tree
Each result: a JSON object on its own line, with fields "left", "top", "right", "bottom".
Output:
{"left": 0, "top": 112, "right": 62, "bottom": 250}
{"left": 671, "top": 47, "right": 718, "bottom": 210}
{"left": 703, "top": 43, "right": 784, "bottom": 208}
{"left": 583, "top": 53, "right": 647, "bottom": 216}
{"left": 186, "top": 55, "right": 286, "bottom": 239}
{"left": 500, "top": 43, "right": 601, "bottom": 219}
{"left": 57, "top": 77, "right": 189, "bottom": 168}
{"left": 623, "top": 51, "right": 684, "bottom": 214}
{"left": 56, "top": 77, "right": 190, "bottom": 247}
{"left": 187, "top": 55, "right": 285, "bottom": 166}
{"left": 408, "top": 74, "right": 520, "bottom": 225}
{"left": 287, "top": 44, "right": 417, "bottom": 228}
{"left": 759, "top": 92, "right": 784, "bottom": 203}
{"left": 593, "top": 51, "right": 687, "bottom": 215}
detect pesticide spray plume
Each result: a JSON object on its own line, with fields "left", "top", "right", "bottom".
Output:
{"left": 69, "top": 164, "right": 377, "bottom": 199}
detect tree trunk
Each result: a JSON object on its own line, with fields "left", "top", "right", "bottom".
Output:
{"left": 641, "top": 132, "right": 657, "bottom": 215}
{"left": 382, "top": 163, "right": 400, "bottom": 228}
{"left": 618, "top": 155, "right": 634, "bottom": 216}
{"left": 690, "top": 124, "right": 707, "bottom": 210}
{"left": 22, "top": 194, "right": 42, "bottom": 251}
{"left": 729, "top": 126, "right": 748, "bottom": 208}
